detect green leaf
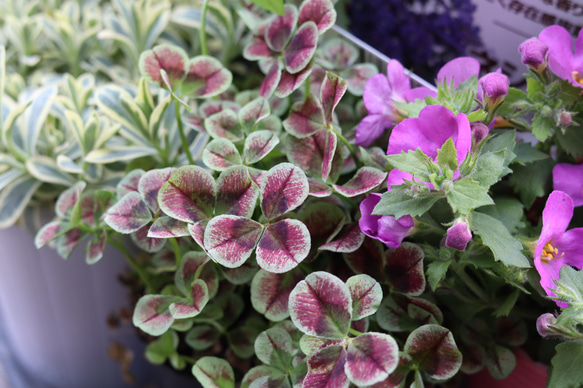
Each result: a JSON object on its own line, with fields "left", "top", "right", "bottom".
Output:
{"left": 373, "top": 186, "right": 444, "bottom": 219}
{"left": 471, "top": 151, "right": 506, "bottom": 188}
{"left": 480, "top": 130, "right": 516, "bottom": 171}
{"left": 470, "top": 211, "right": 530, "bottom": 268}
{"left": 508, "top": 158, "right": 553, "bottom": 208}
{"left": 555, "top": 125, "right": 583, "bottom": 158}
{"left": 466, "top": 109, "right": 487, "bottom": 122}
{"left": 531, "top": 114, "right": 554, "bottom": 142}
{"left": 394, "top": 99, "right": 426, "bottom": 119}
{"left": 437, "top": 138, "right": 458, "bottom": 171}
{"left": 493, "top": 290, "right": 520, "bottom": 317}
{"left": 145, "top": 331, "right": 177, "bottom": 365}
{"left": 513, "top": 142, "right": 548, "bottom": 165}
{"left": 192, "top": 357, "right": 235, "bottom": 388}
{"left": 249, "top": 0, "right": 284, "bottom": 15}
{"left": 447, "top": 179, "right": 493, "bottom": 215}
{"left": 496, "top": 87, "right": 529, "bottom": 117}
{"left": 527, "top": 77, "right": 545, "bottom": 101}
{"left": 548, "top": 341, "right": 583, "bottom": 388}
{"left": 477, "top": 197, "right": 525, "bottom": 234}
{"left": 426, "top": 260, "right": 451, "bottom": 291}
{"left": 386, "top": 148, "right": 434, "bottom": 181}
{"left": 0, "top": 176, "right": 42, "bottom": 229}
{"left": 554, "top": 266, "right": 583, "bottom": 305}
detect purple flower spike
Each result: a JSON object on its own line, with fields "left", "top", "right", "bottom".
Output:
{"left": 445, "top": 219, "right": 472, "bottom": 251}
{"left": 437, "top": 57, "right": 480, "bottom": 88}
{"left": 478, "top": 72, "right": 509, "bottom": 108}
{"left": 355, "top": 59, "right": 434, "bottom": 147}
{"left": 359, "top": 193, "right": 414, "bottom": 249}
{"left": 534, "top": 191, "right": 583, "bottom": 307}
{"left": 539, "top": 25, "right": 583, "bottom": 88}
{"left": 519, "top": 37, "right": 549, "bottom": 72}
{"left": 553, "top": 163, "right": 583, "bottom": 207}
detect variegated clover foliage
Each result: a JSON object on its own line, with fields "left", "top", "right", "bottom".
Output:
{"left": 11, "top": 0, "right": 583, "bottom": 387}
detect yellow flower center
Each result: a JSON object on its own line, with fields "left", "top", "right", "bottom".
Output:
{"left": 541, "top": 241, "right": 563, "bottom": 263}
{"left": 572, "top": 71, "right": 583, "bottom": 85}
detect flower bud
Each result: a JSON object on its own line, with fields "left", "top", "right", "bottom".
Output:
{"left": 471, "top": 123, "right": 489, "bottom": 144}
{"left": 559, "top": 111, "right": 572, "bottom": 127}
{"left": 536, "top": 313, "right": 557, "bottom": 337}
{"left": 478, "top": 72, "right": 510, "bottom": 109}
{"left": 518, "top": 37, "right": 549, "bottom": 72}
{"left": 445, "top": 219, "right": 472, "bottom": 251}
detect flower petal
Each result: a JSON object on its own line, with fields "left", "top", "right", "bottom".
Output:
{"left": 437, "top": 57, "right": 480, "bottom": 88}
{"left": 536, "top": 191, "right": 574, "bottom": 261}
{"left": 553, "top": 163, "right": 583, "bottom": 207}
{"left": 539, "top": 25, "right": 575, "bottom": 81}
{"left": 355, "top": 114, "right": 391, "bottom": 148}
{"left": 386, "top": 59, "right": 410, "bottom": 96}
{"left": 363, "top": 73, "right": 391, "bottom": 114}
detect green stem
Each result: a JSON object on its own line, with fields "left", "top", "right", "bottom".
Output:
{"left": 173, "top": 98, "right": 195, "bottom": 165}
{"left": 304, "top": 75, "right": 311, "bottom": 99}
{"left": 455, "top": 265, "right": 488, "bottom": 303}
{"left": 349, "top": 328, "right": 363, "bottom": 337}
{"left": 182, "top": 356, "right": 198, "bottom": 364}
{"left": 107, "top": 236, "right": 155, "bottom": 290}
{"left": 169, "top": 237, "right": 182, "bottom": 268}
{"left": 200, "top": 0, "right": 210, "bottom": 56}
{"left": 333, "top": 127, "right": 361, "bottom": 168}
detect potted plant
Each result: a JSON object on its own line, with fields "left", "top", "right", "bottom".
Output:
{"left": 3, "top": 0, "right": 583, "bottom": 387}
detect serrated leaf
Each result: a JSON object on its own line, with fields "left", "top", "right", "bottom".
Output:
{"left": 345, "top": 333, "right": 399, "bottom": 386}
{"left": 386, "top": 149, "right": 433, "bottom": 181}
{"left": 426, "top": 261, "right": 451, "bottom": 291}
{"left": 548, "top": 341, "right": 583, "bottom": 388}
{"left": 470, "top": 211, "right": 530, "bottom": 268}
{"left": 477, "top": 197, "right": 525, "bottom": 234}
{"left": 472, "top": 151, "right": 506, "bottom": 187}
{"left": 531, "top": 114, "right": 554, "bottom": 142}
{"left": 192, "top": 357, "right": 235, "bottom": 388}
{"left": 158, "top": 165, "right": 216, "bottom": 223}
{"left": 373, "top": 186, "right": 443, "bottom": 219}
{"left": 346, "top": 274, "right": 382, "bottom": 320}
{"left": 436, "top": 138, "right": 458, "bottom": 172}
{"left": 508, "top": 158, "right": 553, "bottom": 208}
{"left": 447, "top": 178, "right": 493, "bottom": 214}
{"left": 289, "top": 271, "right": 352, "bottom": 339}
{"left": 256, "top": 218, "right": 310, "bottom": 273}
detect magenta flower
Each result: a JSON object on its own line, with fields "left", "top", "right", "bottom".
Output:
{"left": 436, "top": 57, "right": 481, "bottom": 88}
{"left": 359, "top": 193, "right": 414, "bottom": 249}
{"left": 356, "top": 59, "right": 434, "bottom": 147}
{"left": 534, "top": 191, "right": 583, "bottom": 307}
{"left": 519, "top": 37, "right": 549, "bottom": 72}
{"left": 445, "top": 219, "right": 472, "bottom": 251}
{"left": 553, "top": 163, "right": 583, "bottom": 207}
{"left": 386, "top": 105, "right": 472, "bottom": 187}
{"left": 538, "top": 25, "right": 583, "bottom": 88}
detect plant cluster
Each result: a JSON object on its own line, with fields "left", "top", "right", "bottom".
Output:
{"left": 2, "top": 0, "right": 583, "bottom": 387}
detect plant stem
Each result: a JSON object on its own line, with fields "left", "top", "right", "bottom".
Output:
{"left": 107, "top": 236, "right": 154, "bottom": 290}
{"left": 349, "top": 328, "right": 363, "bottom": 337}
{"left": 173, "top": 98, "right": 195, "bottom": 164}
{"left": 333, "top": 127, "right": 362, "bottom": 168}
{"left": 200, "top": 0, "right": 210, "bottom": 56}
{"left": 169, "top": 237, "right": 182, "bottom": 267}
{"left": 455, "top": 265, "right": 488, "bottom": 303}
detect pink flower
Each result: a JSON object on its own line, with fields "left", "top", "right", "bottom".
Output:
{"left": 355, "top": 60, "right": 434, "bottom": 147}
{"left": 436, "top": 57, "right": 481, "bottom": 88}
{"left": 534, "top": 191, "right": 583, "bottom": 307}
{"left": 538, "top": 25, "right": 583, "bottom": 88}
{"left": 478, "top": 72, "right": 510, "bottom": 108}
{"left": 386, "top": 105, "right": 472, "bottom": 187}
{"left": 359, "top": 193, "right": 414, "bottom": 249}
{"left": 553, "top": 163, "right": 583, "bottom": 207}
